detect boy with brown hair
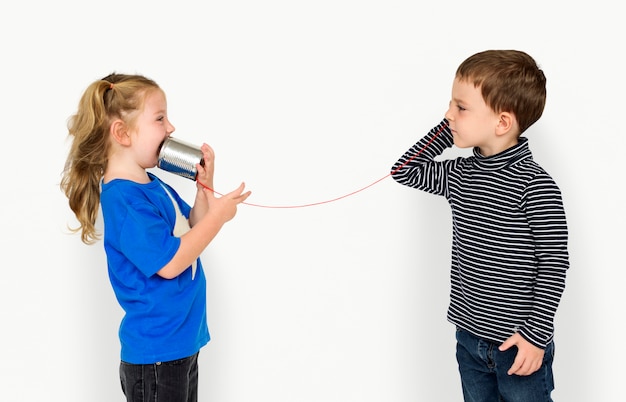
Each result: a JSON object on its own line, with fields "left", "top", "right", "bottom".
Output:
{"left": 391, "top": 50, "right": 569, "bottom": 401}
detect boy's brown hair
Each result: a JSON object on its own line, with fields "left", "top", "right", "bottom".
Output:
{"left": 456, "top": 50, "right": 546, "bottom": 134}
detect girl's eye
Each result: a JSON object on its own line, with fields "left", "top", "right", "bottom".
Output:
{"left": 157, "top": 116, "right": 165, "bottom": 121}
{"left": 457, "top": 105, "right": 466, "bottom": 111}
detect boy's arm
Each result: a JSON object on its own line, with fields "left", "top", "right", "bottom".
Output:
{"left": 390, "top": 119, "right": 454, "bottom": 196}
{"left": 518, "top": 173, "right": 569, "bottom": 347}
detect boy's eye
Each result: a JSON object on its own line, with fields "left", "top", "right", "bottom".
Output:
{"left": 457, "top": 105, "right": 466, "bottom": 111}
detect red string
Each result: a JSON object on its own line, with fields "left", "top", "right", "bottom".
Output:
{"left": 197, "top": 122, "right": 447, "bottom": 209}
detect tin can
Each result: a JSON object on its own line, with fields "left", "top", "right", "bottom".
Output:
{"left": 157, "top": 137, "right": 204, "bottom": 180}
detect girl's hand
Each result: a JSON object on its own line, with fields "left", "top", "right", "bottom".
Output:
{"left": 196, "top": 143, "right": 215, "bottom": 191}
{"left": 206, "top": 182, "right": 251, "bottom": 224}
{"left": 190, "top": 143, "right": 215, "bottom": 225}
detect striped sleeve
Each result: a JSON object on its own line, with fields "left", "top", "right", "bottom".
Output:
{"left": 518, "top": 172, "right": 569, "bottom": 347}
{"left": 390, "top": 119, "right": 454, "bottom": 196}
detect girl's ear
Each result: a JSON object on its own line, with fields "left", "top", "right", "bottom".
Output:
{"left": 110, "top": 119, "right": 131, "bottom": 145}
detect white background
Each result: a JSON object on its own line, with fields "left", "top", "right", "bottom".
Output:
{"left": 1, "top": 1, "right": 623, "bottom": 401}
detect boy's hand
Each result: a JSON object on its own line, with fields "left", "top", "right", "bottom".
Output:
{"left": 499, "top": 332, "right": 545, "bottom": 376}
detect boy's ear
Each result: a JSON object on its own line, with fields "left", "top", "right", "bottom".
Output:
{"left": 495, "top": 112, "right": 517, "bottom": 136}
{"left": 110, "top": 119, "right": 131, "bottom": 145}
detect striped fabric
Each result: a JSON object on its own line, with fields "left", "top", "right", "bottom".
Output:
{"left": 391, "top": 119, "right": 569, "bottom": 348}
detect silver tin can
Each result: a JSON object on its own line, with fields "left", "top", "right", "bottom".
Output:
{"left": 157, "top": 137, "right": 204, "bottom": 180}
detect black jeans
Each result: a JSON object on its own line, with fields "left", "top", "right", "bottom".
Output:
{"left": 120, "top": 352, "right": 199, "bottom": 402}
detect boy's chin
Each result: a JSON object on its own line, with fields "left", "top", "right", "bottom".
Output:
{"left": 452, "top": 139, "right": 472, "bottom": 149}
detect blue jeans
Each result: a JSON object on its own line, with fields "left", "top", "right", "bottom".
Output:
{"left": 119, "top": 352, "right": 199, "bottom": 402}
{"left": 455, "top": 328, "right": 554, "bottom": 402}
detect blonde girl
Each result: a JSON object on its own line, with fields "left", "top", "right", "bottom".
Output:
{"left": 61, "top": 73, "right": 250, "bottom": 402}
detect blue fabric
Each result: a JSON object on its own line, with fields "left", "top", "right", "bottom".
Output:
{"left": 455, "top": 328, "right": 554, "bottom": 402}
{"left": 101, "top": 173, "right": 209, "bottom": 364}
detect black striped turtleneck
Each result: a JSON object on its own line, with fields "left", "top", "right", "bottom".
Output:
{"left": 391, "top": 119, "right": 569, "bottom": 348}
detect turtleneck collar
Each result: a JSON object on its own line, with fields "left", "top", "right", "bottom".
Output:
{"left": 471, "top": 137, "right": 533, "bottom": 171}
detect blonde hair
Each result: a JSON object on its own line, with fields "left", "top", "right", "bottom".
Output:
{"left": 60, "top": 73, "right": 161, "bottom": 244}
{"left": 455, "top": 50, "right": 547, "bottom": 134}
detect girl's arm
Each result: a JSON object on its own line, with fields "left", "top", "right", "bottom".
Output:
{"left": 158, "top": 143, "right": 251, "bottom": 279}
{"left": 189, "top": 143, "right": 214, "bottom": 226}
{"left": 157, "top": 182, "right": 250, "bottom": 279}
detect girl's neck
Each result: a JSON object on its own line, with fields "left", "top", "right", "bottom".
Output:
{"left": 103, "top": 168, "right": 150, "bottom": 184}
{"left": 103, "top": 156, "right": 150, "bottom": 184}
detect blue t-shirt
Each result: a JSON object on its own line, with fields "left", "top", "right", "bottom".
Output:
{"left": 100, "top": 172, "right": 210, "bottom": 364}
